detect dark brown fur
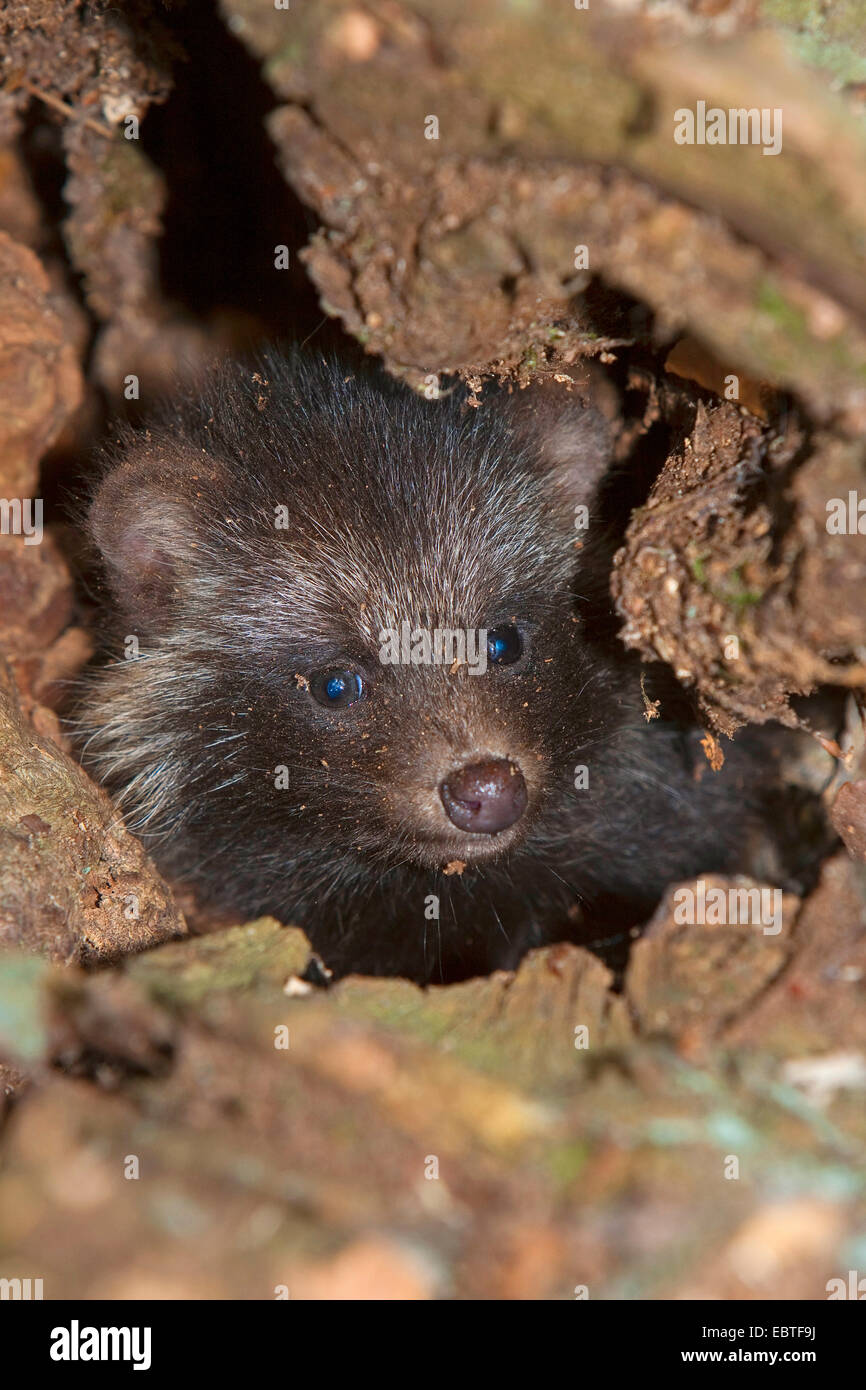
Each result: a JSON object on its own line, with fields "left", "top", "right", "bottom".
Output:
{"left": 78, "top": 352, "right": 813, "bottom": 981}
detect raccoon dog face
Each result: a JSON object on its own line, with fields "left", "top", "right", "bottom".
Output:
{"left": 81, "top": 352, "right": 627, "bottom": 958}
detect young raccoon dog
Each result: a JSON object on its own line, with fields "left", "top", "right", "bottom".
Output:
{"left": 79, "top": 351, "right": 809, "bottom": 982}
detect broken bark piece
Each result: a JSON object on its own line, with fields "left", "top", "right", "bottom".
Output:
{"left": 128, "top": 918, "right": 313, "bottom": 1012}
{"left": 1, "top": 3, "right": 221, "bottom": 402}
{"left": 2, "top": 911, "right": 864, "bottom": 1299}
{"left": 831, "top": 780, "right": 866, "bottom": 861}
{"left": 723, "top": 852, "right": 866, "bottom": 1057}
{"left": 0, "top": 229, "right": 82, "bottom": 497}
{"left": 227, "top": 1, "right": 866, "bottom": 419}
{"left": 612, "top": 400, "right": 866, "bottom": 735}
{"left": 0, "top": 0, "right": 176, "bottom": 137}
{"left": 334, "top": 941, "right": 631, "bottom": 1091}
{"left": 625, "top": 874, "right": 798, "bottom": 1047}
{"left": 0, "top": 230, "right": 91, "bottom": 715}
{"left": 0, "top": 533, "right": 74, "bottom": 662}
{"left": 0, "top": 660, "right": 186, "bottom": 964}
{"left": 62, "top": 125, "right": 217, "bottom": 401}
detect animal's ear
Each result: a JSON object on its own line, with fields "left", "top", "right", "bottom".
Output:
{"left": 503, "top": 375, "right": 615, "bottom": 518}
{"left": 88, "top": 442, "right": 223, "bottom": 638}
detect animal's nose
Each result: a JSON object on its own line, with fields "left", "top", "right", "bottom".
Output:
{"left": 439, "top": 759, "right": 527, "bottom": 834}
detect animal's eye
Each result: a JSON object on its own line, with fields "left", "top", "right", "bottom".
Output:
{"left": 486, "top": 625, "right": 523, "bottom": 666}
{"left": 309, "top": 669, "right": 366, "bottom": 708}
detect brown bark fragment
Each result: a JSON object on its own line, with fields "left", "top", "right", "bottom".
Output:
{"left": 0, "top": 662, "right": 186, "bottom": 964}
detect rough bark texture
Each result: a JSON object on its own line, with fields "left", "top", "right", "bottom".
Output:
{"left": 1, "top": 879, "right": 864, "bottom": 1299}
{"left": 0, "top": 661, "right": 186, "bottom": 964}
{"left": 0, "top": 0, "right": 865, "bottom": 1299}
{"left": 612, "top": 399, "right": 866, "bottom": 733}
{"left": 0, "top": 221, "right": 184, "bottom": 966}
{"left": 222, "top": 0, "right": 866, "bottom": 413}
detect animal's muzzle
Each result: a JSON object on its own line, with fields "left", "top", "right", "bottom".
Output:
{"left": 439, "top": 758, "right": 528, "bottom": 834}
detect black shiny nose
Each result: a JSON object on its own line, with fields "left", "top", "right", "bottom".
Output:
{"left": 440, "top": 759, "right": 527, "bottom": 834}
